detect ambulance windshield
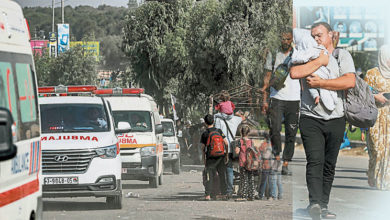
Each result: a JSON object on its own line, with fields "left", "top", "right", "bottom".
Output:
{"left": 40, "top": 104, "right": 109, "bottom": 133}
{"left": 112, "top": 111, "right": 152, "bottom": 132}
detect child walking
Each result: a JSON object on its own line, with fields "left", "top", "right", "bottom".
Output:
{"left": 257, "top": 132, "right": 274, "bottom": 200}
{"left": 235, "top": 125, "right": 255, "bottom": 201}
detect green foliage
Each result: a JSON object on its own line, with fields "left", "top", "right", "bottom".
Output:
{"left": 23, "top": 5, "right": 127, "bottom": 70}
{"left": 122, "top": 0, "right": 292, "bottom": 120}
{"left": 35, "top": 45, "right": 98, "bottom": 86}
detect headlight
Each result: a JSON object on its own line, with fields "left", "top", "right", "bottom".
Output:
{"left": 140, "top": 146, "right": 156, "bottom": 157}
{"left": 96, "top": 145, "right": 117, "bottom": 159}
{"left": 168, "top": 143, "right": 179, "bottom": 150}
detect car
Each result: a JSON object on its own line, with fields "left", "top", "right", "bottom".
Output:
{"left": 0, "top": 1, "right": 43, "bottom": 219}
{"left": 38, "top": 86, "right": 129, "bottom": 209}
{"left": 161, "top": 118, "right": 181, "bottom": 174}
{"left": 96, "top": 88, "right": 164, "bottom": 188}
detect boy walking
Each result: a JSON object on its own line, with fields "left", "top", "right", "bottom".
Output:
{"left": 200, "top": 114, "right": 229, "bottom": 200}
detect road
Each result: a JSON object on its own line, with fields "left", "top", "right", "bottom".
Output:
{"left": 42, "top": 149, "right": 390, "bottom": 220}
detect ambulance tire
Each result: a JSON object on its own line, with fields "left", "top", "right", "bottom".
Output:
{"left": 172, "top": 158, "right": 180, "bottom": 175}
{"left": 106, "top": 194, "right": 122, "bottom": 209}
{"left": 158, "top": 172, "right": 163, "bottom": 185}
{"left": 149, "top": 175, "right": 158, "bottom": 188}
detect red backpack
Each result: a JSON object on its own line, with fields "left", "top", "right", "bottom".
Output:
{"left": 206, "top": 131, "right": 225, "bottom": 158}
{"left": 244, "top": 140, "right": 260, "bottom": 171}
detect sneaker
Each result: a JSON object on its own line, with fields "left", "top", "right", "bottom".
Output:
{"left": 255, "top": 195, "right": 263, "bottom": 200}
{"left": 282, "top": 166, "right": 292, "bottom": 175}
{"left": 308, "top": 204, "right": 322, "bottom": 220}
{"left": 321, "top": 208, "right": 337, "bottom": 219}
{"left": 267, "top": 197, "right": 274, "bottom": 201}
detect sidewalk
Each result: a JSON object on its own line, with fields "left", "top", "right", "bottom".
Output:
{"left": 291, "top": 149, "right": 390, "bottom": 220}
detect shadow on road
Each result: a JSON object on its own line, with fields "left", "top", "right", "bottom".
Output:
{"left": 43, "top": 200, "right": 114, "bottom": 211}
{"left": 332, "top": 185, "right": 376, "bottom": 191}
{"left": 122, "top": 183, "right": 150, "bottom": 189}
{"left": 293, "top": 208, "right": 311, "bottom": 220}
{"left": 336, "top": 168, "right": 367, "bottom": 173}
{"left": 334, "top": 175, "right": 368, "bottom": 181}
{"left": 144, "top": 191, "right": 204, "bottom": 201}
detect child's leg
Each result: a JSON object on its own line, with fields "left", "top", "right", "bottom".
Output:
{"left": 239, "top": 167, "right": 246, "bottom": 198}
{"left": 269, "top": 171, "right": 277, "bottom": 198}
{"left": 277, "top": 172, "right": 283, "bottom": 199}
{"left": 248, "top": 171, "right": 255, "bottom": 199}
{"left": 241, "top": 168, "right": 249, "bottom": 198}
{"left": 258, "top": 170, "right": 269, "bottom": 198}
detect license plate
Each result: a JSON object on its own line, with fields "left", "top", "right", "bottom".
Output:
{"left": 44, "top": 177, "right": 78, "bottom": 185}
{"left": 122, "top": 168, "right": 127, "bottom": 173}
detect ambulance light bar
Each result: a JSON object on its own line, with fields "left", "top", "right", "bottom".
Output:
{"left": 93, "top": 88, "right": 144, "bottom": 95}
{"left": 38, "top": 85, "right": 97, "bottom": 94}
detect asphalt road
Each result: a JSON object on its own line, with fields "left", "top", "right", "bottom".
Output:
{"left": 42, "top": 149, "right": 390, "bottom": 220}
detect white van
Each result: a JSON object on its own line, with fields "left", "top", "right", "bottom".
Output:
{"left": 38, "top": 86, "right": 129, "bottom": 209}
{"left": 161, "top": 118, "right": 180, "bottom": 174}
{"left": 96, "top": 88, "right": 164, "bottom": 188}
{"left": 0, "top": 1, "right": 42, "bottom": 219}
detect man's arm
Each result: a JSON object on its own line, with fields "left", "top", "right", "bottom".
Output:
{"left": 290, "top": 50, "right": 329, "bottom": 79}
{"left": 201, "top": 144, "right": 206, "bottom": 165}
{"left": 306, "top": 73, "right": 355, "bottom": 90}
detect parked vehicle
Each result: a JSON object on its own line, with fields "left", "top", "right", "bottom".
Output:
{"left": 96, "top": 88, "right": 164, "bottom": 188}
{"left": 0, "top": 1, "right": 42, "bottom": 219}
{"left": 38, "top": 86, "right": 129, "bottom": 209}
{"left": 161, "top": 118, "right": 180, "bottom": 174}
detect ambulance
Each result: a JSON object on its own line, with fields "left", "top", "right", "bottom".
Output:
{"left": 161, "top": 118, "right": 181, "bottom": 174}
{"left": 38, "top": 86, "right": 129, "bottom": 209}
{"left": 0, "top": 1, "right": 42, "bottom": 219}
{"left": 95, "top": 88, "right": 164, "bottom": 188}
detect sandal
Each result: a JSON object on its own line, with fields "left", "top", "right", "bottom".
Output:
{"left": 235, "top": 198, "right": 246, "bottom": 202}
{"left": 321, "top": 208, "right": 337, "bottom": 219}
{"left": 199, "top": 196, "right": 211, "bottom": 201}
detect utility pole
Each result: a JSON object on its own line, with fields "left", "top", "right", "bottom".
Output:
{"left": 61, "top": 0, "right": 64, "bottom": 23}
{"left": 52, "top": 0, "right": 55, "bottom": 32}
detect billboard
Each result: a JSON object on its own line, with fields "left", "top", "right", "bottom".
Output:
{"left": 30, "top": 40, "right": 48, "bottom": 56}
{"left": 57, "top": 24, "right": 70, "bottom": 53}
{"left": 70, "top": 41, "right": 100, "bottom": 61}
{"left": 294, "top": 1, "right": 388, "bottom": 51}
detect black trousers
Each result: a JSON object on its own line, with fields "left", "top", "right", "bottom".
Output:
{"left": 268, "top": 98, "right": 300, "bottom": 161}
{"left": 204, "top": 157, "right": 227, "bottom": 196}
{"left": 299, "top": 115, "right": 345, "bottom": 208}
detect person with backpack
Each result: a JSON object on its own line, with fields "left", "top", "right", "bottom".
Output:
{"left": 233, "top": 125, "right": 258, "bottom": 201}
{"left": 290, "top": 22, "right": 356, "bottom": 220}
{"left": 261, "top": 27, "right": 300, "bottom": 176}
{"left": 200, "top": 114, "right": 229, "bottom": 201}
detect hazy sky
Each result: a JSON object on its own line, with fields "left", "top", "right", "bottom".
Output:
{"left": 14, "top": 0, "right": 129, "bottom": 8}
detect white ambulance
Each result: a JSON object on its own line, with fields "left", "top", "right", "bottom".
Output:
{"left": 38, "top": 86, "right": 129, "bottom": 209}
{"left": 0, "top": 1, "right": 42, "bottom": 219}
{"left": 161, "top": 118, "right": 181, "bottom": 174}
{"left": 95, "top": 88, "right": 164, "bottom": 188}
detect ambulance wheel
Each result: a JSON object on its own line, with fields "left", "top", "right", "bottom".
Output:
{"left": 106, "top": 194, "right": 122, "bottom": 209}
{"left": 158, "top": 172, "right": 163, "bottom": 185}
{"left": 172, "top": 158, "right": 180, "bottom": 175}
{"left": 149, "top": 175, "right": 158, "bottom": 188}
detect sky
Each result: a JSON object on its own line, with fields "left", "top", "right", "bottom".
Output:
{"left": 14, "top": 0, "right": 130, "bottom": 8}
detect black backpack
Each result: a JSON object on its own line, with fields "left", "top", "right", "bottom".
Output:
{"left": 333, "top": 48, "right": 378, "bottom": 128}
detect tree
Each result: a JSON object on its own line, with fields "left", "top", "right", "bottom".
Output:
{"left": 35, "top": 45, "right": 98, "bottom": 86}
{"left": 121, "top": 0, "right": 292, "bottom": 120}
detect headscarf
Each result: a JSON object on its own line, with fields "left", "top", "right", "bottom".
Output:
{"left": 378, "top": 44, "right": 390, "bottom": 79}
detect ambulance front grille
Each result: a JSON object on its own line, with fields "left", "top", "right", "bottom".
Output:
{"left": 42, "top": 149, "right": 97, "bottom": 174}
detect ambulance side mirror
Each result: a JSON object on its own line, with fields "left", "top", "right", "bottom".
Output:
{"left": 0, "top": 108, "right": 17, "bottom": 161}
{"left": 155, "top": 124, "right": 164, "bottom": 134}
{"left": 115, "top": 121, "right": 132, "bottom": 134}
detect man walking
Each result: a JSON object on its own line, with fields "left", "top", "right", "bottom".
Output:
{"left": 261, "top": 27, "right": 300, "bottom": 175}
{"left": 290, "top": 22, "right": 356, "bottom": 219}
